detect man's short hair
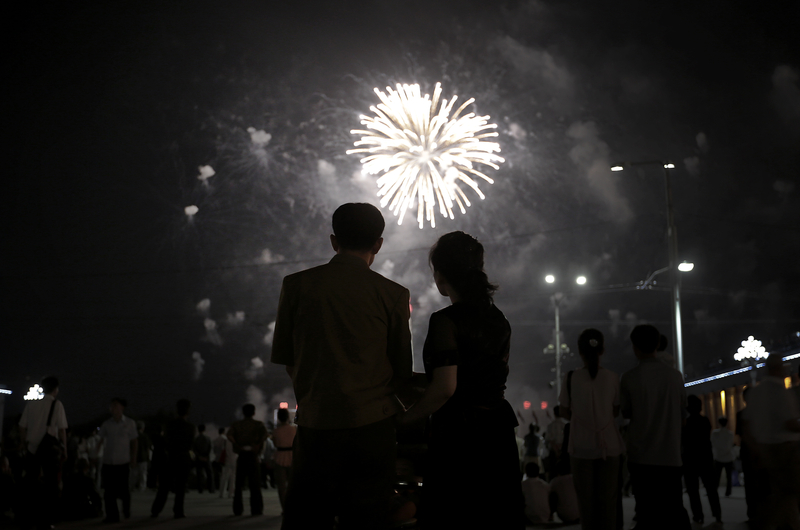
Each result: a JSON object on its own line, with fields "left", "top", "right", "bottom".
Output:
{"left": 525, "top": 462, "right": 540, "bottom": 478}
{"left": 242, "top": 404, "right": 256, "bottom": 418}
{"left": 765, "top": 354, "right": 784, "bottom": 372}
{"left": 41, "top": 376, "right": 59, "bottom": 394}
{"left": 657, "top": 334, "right": 668, "bottom": 352}
{"left": 553, "top": 405, "right": 561, "bottom": 418}
{"left": 687, "top": 394, "right": 702, "bottom": 413}
{"left": 219, "top": 427, "right": 226, "bottom": 434}
{"left": 630, "top": 324, "right": 661, "bottom": 354}
{"left": 198, "top": 424, "right": 206, "bottom": 433}
{"left": 111, "top": 397, "right": 127, "bottom": 408}
{"left": 176, "top": 398, "right": 191, "bottom": 417}
{"left": 718, "top": 417, "right": 728, "bottom": 427}
{"left": 332, "top": 203, "right": 385, "bottom": 250}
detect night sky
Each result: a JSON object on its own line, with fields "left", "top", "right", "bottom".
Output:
{"left": 4, "top": 0, "right": 799, "bottom": 429}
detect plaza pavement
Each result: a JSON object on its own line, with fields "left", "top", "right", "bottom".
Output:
{"left": 53, "top": 484, "right": 752, "bottom": 530}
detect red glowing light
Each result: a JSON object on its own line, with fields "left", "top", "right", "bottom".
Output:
{"left": 523, "top": 401, "right": 531, "bottom": 410}
{"left": 540, "top": 401, "right": 548, "bottom": 410}
{"left": 279, "top": 402, "right": 289, "bottom": 409}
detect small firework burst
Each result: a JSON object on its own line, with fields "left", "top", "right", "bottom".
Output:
{"left": 347, "top": 83, "right": 504, "bottom": 228}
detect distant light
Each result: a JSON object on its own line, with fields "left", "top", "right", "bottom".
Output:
{"left": 734, "top": 336, "right": 768, "bottom": 362}
{"left": 664, "top": 163, "right": 675, "bottom": 169}
{"left": 523, "top": 400, "right": 531, "bottom": 410}
{"left": 678, "top": 261, "right": 694, "bottom": 272}
{"left": 720, "top": 390, "right": 726, "bottom": 416}
{"left": 610, "top": 165, "right": 624, "bottom": 172}
{"left": 184, "top": 205, "right": 199, "bottom": 217}
{"left": 0, "top": 389, "right": 12, "bottom": 395}
{"left": 24, "top": 384, "right": 44, "bottom": 401}
{"left": 785, "top": 377, "right": 792, "bottom": 390}
{"left": 545, "top": 274, "right": 555, "bottom": 284}
{"left": 540, "top": 401, "right": 548, "bottom": 410}
{"left": 576, "top": 276, "right": 587, "bottom": 285}
{"left": 279, "top": 402, "right": 289, "bottom": 409}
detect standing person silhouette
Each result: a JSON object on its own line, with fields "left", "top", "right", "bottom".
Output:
{"left": 18, "top": 376, "right": 68, "bottom": 530}
{"left": 150, "top": 399, "right": 194, "bottom": 519}
{"left": 559, "top": 329, "right": 625, "bottom": 530}
{"left": 272, "top": 407, "right": 296, "bottom": 513}
{"left": 271, "top": 203, "right": 413, "bottom": 530}
{"left": 398, "top": 231, "right": 525, "bottom": 529}
{"left": 227, "top": 404, "right": 268, "bottom": 516}
{"left": 620, "top": 324, "right": 690, "bottom": 530}
{"left": 682, "top": 395, "right": 721, "bottom": 525}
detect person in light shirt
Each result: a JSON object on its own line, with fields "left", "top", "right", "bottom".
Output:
{"left": 710, "top": 417, "right": 735, "bottom": 497}
{"left": 742, "top": 355, "right": 800, "bottom": 528}
{"left": 97, "top": 397, "right": 138, "bottom": 523}
{"left": 559, "top": 328, "right": 624, "bottom": 530}
{"left": 521, "top": 462, "right": 551, "bottom": 524}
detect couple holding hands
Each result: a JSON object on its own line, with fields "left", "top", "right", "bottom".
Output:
{"left": 271, "top": 203, "right": 525, "bottom": 530}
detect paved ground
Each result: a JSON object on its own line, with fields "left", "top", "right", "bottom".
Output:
{"left": 48, "top": 484, "right": 751, "bottom": 529}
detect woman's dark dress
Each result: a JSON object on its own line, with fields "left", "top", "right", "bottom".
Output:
{"left": 421, "top": 302, "right": 525, "bottom": 529}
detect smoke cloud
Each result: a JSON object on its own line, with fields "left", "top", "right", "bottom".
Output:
{"left": 245, "top": 385, "right": 268, "bottom": 423}
{"left": 203, "top": 318, "right": 223, "bottom": 346}
{"left": 192, "top": 351, "right": 205, "bottom": 380}
{"left": 566, "top": 121, "right": 632, "bottom": 222}
{"left": 226, "top": 311, "right": 245, "bottom": 327}
{"left": 245, "top": 356, "right": 264, "bottom": 381}
{"left": 196, "top": 298, "right": 210, "bottom": 314}
{"left": 263, "top": 321, "right": 276, "bottom": 346}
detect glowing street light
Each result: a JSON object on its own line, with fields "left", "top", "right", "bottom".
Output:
{"left": 576, "top": 276, "right": 587, "bottom": 285}
{"left": 677, "top": 261, "right": 694, "bottom": 272}
{"left": 24, "top": 384, "right": 44, "bottom": 401}
{"left": 734, "top": 335, "right": 769, "bottom": 384}
{"left": 611, "top": 159, "right": 686, "bottom": 375}
{"left": 545, "top": 274, "right": 555, "bottom": 284}
{"left": 734, "top": 335, "right": 768, "bottom": 362}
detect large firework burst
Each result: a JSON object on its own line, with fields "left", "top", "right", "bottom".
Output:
{"left": 347, "top": 83, "right": 504, "bottom": 228}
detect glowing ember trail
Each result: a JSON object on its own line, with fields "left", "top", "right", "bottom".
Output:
{"left": 347, "top": 83, "right": 504, "bottom": 228}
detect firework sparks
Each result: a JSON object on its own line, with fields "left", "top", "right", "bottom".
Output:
{"left": 347, "top": 83, "right": 504, "bottom": 228}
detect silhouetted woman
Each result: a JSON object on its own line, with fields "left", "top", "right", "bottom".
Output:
{"left": 559, "top": 329, "right": 625, "bottom": 530}
{"left": 399, "top": 231, "right": 525, "bottom": 529}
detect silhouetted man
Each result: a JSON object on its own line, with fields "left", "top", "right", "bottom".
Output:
{"left": 192, "top": 424, "right": 214, "bottom": 493}
{"left": 272, "top": 203, "right": 413, "bottom": 530}
{"left": 682, "top": 395, "right": 721, "bottom": 525}
{"left": 227, "top": 403, "right": 268, "bottom": 516}
{"left": 98, "top": 397, "right": 138, "bottom": 522}
{"left": 620, "top": 324, "right": 690, "bottom": 530}
{"left": 151, "top": 399, "right": 194, "bottom": 519}
{"left": 19, "top": 376, "right": 67, "bottom": 530}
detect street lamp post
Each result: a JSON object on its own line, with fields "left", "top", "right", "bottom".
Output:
{"left": 545, "top": 275, "right": 587, "bottom": 396}
{"left": 611, "top": 160, "right": 685, "bottom": 375}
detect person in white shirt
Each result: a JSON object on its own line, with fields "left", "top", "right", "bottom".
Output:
{"left": 742, "top": 355, "right": 800, "bottom": 529}
{"left": 560, "top": 329, "right": 625, "bottom": 530}
{"left": 620, "top": 324, "right": 690, "bottom": 530}
{"left": 18, "top": 376, "right": 68, "bottom": 529}
{"left": 98, "top": 397, "right": 138, "bottom": 523}
{"left": 710, "top": 417, "right": 735, "bottom": 497}
{"left": 521, "top": 462, "right": 551, "bottom": 523}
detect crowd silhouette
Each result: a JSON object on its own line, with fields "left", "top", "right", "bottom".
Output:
{"left": 2, "top": 203, "right": 799, "bottom": 530}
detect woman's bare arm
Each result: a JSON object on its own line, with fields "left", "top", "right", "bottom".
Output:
{"left": 398, "top": 366, "right": 457, "bottom": 425}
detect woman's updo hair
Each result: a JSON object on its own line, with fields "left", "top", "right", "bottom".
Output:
{"left": 429, "top": 231, "right": 498, "bottom": 305}
{"left": 577, "top": 328, "right": 604, "bottom": 380}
